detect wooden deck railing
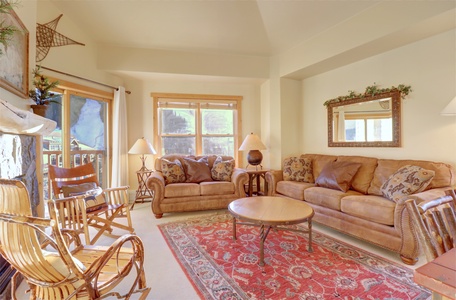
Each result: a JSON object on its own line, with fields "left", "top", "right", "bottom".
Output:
{"left": 43, "top": 150, "right": 106, "bottom": 198}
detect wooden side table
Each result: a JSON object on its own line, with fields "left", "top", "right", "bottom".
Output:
{"left": 414, "top": 248, "right": 456, "bottom": 300}
{"left": 132, "top": 170, "right": 154, "bottom": 209}
{"left": 243, "top": 168, "right": 269, "bottom": 197}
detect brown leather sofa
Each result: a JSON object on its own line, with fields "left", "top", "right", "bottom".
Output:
{"left": 146, "top": 155, "right": 248, "bottom": 218}
{"left": 265, "top": 154, "right": 455, "bottom": 265}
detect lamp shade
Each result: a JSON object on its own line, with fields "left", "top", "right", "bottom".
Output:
{"left": 441, "top": 96, "right": 456, "bottom": 116}
{"left": 239, "top": 133, "right": 266, "bottom": 151}
{"left": 128, "top": 138, "right": 156, "bottom": 155}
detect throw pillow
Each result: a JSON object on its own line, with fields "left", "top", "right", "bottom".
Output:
{"left": 61, "top": 182, "right": 107, "bottom": 213}
{"left": 315, "top": 161, "right": 362, "bottom": 192}
{"left": 381, "top": 165, "right": 435, "bottom": 202}
{"left": 182, "top": 157, "right": 213, "bottom": 183}
{"left": 283, "top": 157, "right": 314, "bottom": 183}
{"left": 161, "top": 159, "right": 186, "bottom": 184}
{"left": 211, "top": 156, "right": 234, "bottom": 181}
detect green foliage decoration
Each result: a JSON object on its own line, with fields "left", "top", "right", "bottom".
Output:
{"left": 323, "top": 83, "right": 412, "bottom": 106}
{"left": 29, "top": 66, "right": 60, "bottom": 105}
{"left": 0, "top": 1, "right": 18, "bottom": 56}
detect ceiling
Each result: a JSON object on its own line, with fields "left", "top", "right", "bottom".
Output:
{"left": 49, "top": 0, "right": 382, "bottom": 56}
{"left": 44, "top": 0, "right": 456, "bottom": 81}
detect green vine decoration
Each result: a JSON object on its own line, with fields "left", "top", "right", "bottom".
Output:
{"left": 323, "top": 83, "right": 412, "bottom": 106}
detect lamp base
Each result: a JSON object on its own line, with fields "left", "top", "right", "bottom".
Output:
{"left": 138, "top": 155, "right": 150, "bottom": 172}
{"left": 246, "top": 150, "right": 263, "bottom": 169}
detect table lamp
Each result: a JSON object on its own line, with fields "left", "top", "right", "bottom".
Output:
{"left": 239, "top": 132, "right": 267, "bottom": 169}
{"left": 128, "top": 137, "right": 156, "bottom": 172}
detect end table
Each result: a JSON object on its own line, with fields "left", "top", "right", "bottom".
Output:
{"left": 243, "top": 168, "right": 269, "bottom": 197}
{"left": 132, "top": 170, "right": 154, "bottom": 209}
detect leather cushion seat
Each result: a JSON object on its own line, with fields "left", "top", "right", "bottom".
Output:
{"left": 201, "top": 182, "right": 235, "bottom": 196}
{"left": 165, "top": 183, "right": 200, "bottom": 197}
{"left": 305, "top": 187, "right": 361, "bottom": 211}
{"left": 341, "top": 195, "right": 395, "bottom": 226}
{"left": 276, "top": 181, "right": 313, "bottom": 200}
{"left": 164, "top": 182, "right": 236, "bottom": 198}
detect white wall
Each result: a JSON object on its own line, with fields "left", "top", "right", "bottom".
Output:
{"left": 123, "top": 75, "right": 263, "bottom": 188}
{"left": 300, "top": 29, "right": 456, "bottom": 167}
{"left": 36, "top": 2, "right": 124, "bottom": 91}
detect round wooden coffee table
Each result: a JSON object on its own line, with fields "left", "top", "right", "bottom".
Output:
{"left": 228, "top": 196, "right": 314, "bottom": 266}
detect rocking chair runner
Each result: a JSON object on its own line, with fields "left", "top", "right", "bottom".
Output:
{"left": 48, "top": 164, "right": 134, "bottom": 245}
{"left": 0, "top": 179, "right": 151, "bottom": 300}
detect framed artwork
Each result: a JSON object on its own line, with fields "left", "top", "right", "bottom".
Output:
{"left": 0, "top": 2, "right": 29, "bottom": 98}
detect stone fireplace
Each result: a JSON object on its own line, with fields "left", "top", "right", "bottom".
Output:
{"left": 0, "top": 99, "right": 56, "bottom": 299}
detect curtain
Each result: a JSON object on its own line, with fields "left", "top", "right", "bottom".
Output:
{"left": 110, "top": 86, "right": 129, "bottom": 187}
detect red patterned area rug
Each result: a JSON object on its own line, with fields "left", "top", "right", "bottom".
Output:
{"left": 158, "top": 212, "right": 430, "bottom": 300}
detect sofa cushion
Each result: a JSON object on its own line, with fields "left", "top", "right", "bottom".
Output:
{"left": 336, "top": 156, "right": 378, "bottom": 194}
{"left": 301, "top": 154, "right": 338, "bottom": 180}
{"left": 161, "top": 159, "right": 186, "bottom": 184}
{"left": 304, "top": 187, "right": 361, "bottom": 211}
{"left": 182, "top": 157, "right": 213, "bottom": 183}
{"left": 341, "top": 195, "right": 395, "bottom": 226}
{"left": 164, "top": 183, "right": 200, "bottom": 197}
{"left": 276, "top": 181, "right": 314, "bottom": 200}
{"left": 380, "top": 165, "right": 435, "bottom": 202}
{"left": 211, "top": 156, "right": 234, "bottom": 181}
{"left": 283, "top": 157, "right": 314, "bottom": 183}
{"left": 315, "top": 161, "right": 361, "bottom": 192}
{"left": 368, "top": 159, "right": 455, "bottom": 195}
{"left": 200, "top": 181, "right": 235, "bottom": 196}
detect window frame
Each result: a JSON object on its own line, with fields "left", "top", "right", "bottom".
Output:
{"left": 152, "top": 93, "right": 243, "bottom": 164}
{"left": 342, "top": 115, "right": 393, "bottom": 142}
{"left": 45, "top": 76, "right": 114, "bottom": 187}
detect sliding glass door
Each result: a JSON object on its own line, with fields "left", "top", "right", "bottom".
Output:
{"left": 42, "top": 85, "right": 111, "bottom": 199}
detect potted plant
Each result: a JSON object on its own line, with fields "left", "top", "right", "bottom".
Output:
{"left": 28, "top": 66, "right": 59, "bottom": 116}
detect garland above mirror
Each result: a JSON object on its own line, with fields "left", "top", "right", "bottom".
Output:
{"left": 323, "top": 83, "right": 412, "bottom": 107}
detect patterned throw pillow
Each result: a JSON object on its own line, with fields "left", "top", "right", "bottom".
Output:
{"left": 161, "top": 159, "right": 186, "bottom": 184}
{"left": 381, "top": 165, "right": 435, "bottom": 202}
{"left": 283, "top": 157, "right": 314, "bottom": 183}
{"left": 211, "top": 156, "right": 234, "bottom": 181}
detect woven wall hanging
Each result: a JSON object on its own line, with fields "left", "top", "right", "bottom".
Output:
{"left": 36, "top": 14, "right": 85, "bottom": 62}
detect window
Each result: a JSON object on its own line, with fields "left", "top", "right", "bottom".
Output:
{"left": 152, "top": 93, "right": 242, "bottom": 162}
{"left": 42, "top": 78, "right": 113, "bottom": 198}
{"left": 344, "top": 117, "right": 392, "bottom": 142}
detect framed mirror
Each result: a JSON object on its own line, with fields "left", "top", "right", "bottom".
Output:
{"left": 327, "top": 90, "right": 401, "bottom": 147}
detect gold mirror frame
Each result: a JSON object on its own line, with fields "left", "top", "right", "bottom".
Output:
{"left": 327, "top": 90, "right": 401, "bottom": 147}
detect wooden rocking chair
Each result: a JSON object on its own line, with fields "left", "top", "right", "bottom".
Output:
{"left": 48, "top": 163, "right": 134, "bottom": 245}
{"left": 0, "top": 179, "right": 151, "bottom": 300}
{"left": 405, "top": 189, "right": 456, "bottom": 262}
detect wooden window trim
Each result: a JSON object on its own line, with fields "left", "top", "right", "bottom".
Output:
{"left": 151, "top": 92, "right": 243, "bottom": 164}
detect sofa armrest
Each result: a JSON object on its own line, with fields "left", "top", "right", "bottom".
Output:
{"left": 265, "top": 170, "right": 283, "bottom": 196}
{"left": 231, "top": 168, "right": 249, "bottom": 197}
{"left": 146, "top": 171, "right": 166, "bottom": 218}
{"left": 394, "top": 187, "right": 453, "bottom": 263}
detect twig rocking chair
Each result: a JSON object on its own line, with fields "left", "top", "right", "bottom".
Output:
{"left": 0, "top": 179, "right": 151, "bottom": 299}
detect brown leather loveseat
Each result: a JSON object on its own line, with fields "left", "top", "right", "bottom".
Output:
{"left": 146, "top": 154, "right": 248, "bottom": 218}
{"left": 265, "top": 154, "right": 455, "bottom": 265}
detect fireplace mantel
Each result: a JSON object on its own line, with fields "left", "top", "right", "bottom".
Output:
{"left": 0, "top": 99, "right": 56, "bottom": 136}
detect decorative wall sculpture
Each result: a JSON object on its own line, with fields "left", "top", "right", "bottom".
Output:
{"left": 36, "top": 14, "right": 85, "bottom": 62}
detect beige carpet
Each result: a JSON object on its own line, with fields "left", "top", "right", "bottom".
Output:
{"left": 15, "top": 202, "right": 426, "bottom": 299}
